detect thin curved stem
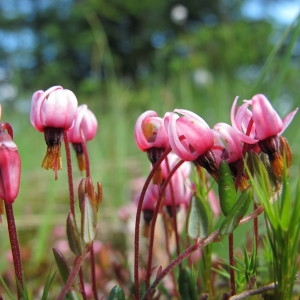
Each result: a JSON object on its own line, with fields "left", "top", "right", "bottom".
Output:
{"left": 63, "top": 132, "right": 75, "bottom": 216}
{"left": 134, "top": 148, "right": 171, "bottom": 300}
{"left": 80, "top": 130, "right": 98, "bottom": 300}
{"left": 229, "top": 233, "right": 236, "bottom": 296}
{"left": 57, "top": 247, "right": 90, "bottom": 300}
{"left": 145, "top": 159, "right": 185, "bottom": 289}
{"left": 5, "top": 202, "right": 24, "bottom": 299}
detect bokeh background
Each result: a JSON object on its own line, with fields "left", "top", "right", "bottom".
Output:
{"left": 0, "top": 0, "right": 300, "bottom": 294}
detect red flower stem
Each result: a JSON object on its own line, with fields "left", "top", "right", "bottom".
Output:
{"left": 253, "top": 202, "right": 258, "bottom": 253}
{"left": 79, "top": 269, "right": 87, "bottom": 300}
{"left": 134, "top": 148, "right": 171, "bottom": 300}
{"left": 5, "top": 202, "right": 24, "bottom": 299}
{"left": 80, "top": 130, "right": 98, "bottom": 300}
{"left": 146, "top": 159, "right": 185, "bottom": 289}
{"left": 165, "top": 157, "right": 181, "bottom": 260}
{"left": 57, "top": 247, "right": 90, "bottom": 300}
{"left": 63, "top": 132, "right": 75, "bottom": 216}
{"left": 63, "top": 132, "right": 87, "bottom": 297}
{"left": 229, "top": 233, "right": 236, "bottom": 295}
{"left": 80, "top": 130, "right": 91, "bottom": 178}
{"left": 143, "top": 205, "right": 265, "bottom": 300}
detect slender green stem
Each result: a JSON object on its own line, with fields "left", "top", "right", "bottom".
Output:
{"left": 5, "top": 202, "right": 24, "bottom": 299}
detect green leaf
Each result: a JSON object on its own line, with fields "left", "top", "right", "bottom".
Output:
{"left": 107, "top": 285, "right": 126, "bottom": 300}
{"left": 81, "top": 196, "right": 97, "bottom": 245}
{"left": 178, "top": 268, "right": 198, "bottom": 300}
{"left": 66, "top": 212, "right": 83, "bottom": 255}
{"left": 41, "top": 270, "right": 56, "bottom": 300}
{"left": 0, "top": 276, "right": 15, "bottom": 300}
{"left": 219, "top": 187, "right": 252, "bottom": 236}
{"left": 246, "top": 152, "right": 277, "bottom": 227}
{"left": 52, "top": 248, "right": 71, "bottom": 283}
{"left": 218, "top": 160, "right": 237, "bottom": 216}
{"left": 187, "top": 195, "right": 210, "bottom": 239}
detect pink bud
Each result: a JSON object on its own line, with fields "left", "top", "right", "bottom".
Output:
{"left": 0, "top": 130, "right": 21, "bottom": 203}
{"left": 67, "top": 105, "right": 98, "bottom": 143}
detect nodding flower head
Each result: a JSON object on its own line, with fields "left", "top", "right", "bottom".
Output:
{"left": 231, "top": 94, "right": 298, "bottom": 143}
{"left": 30, "top": 86, "right": 78, "bottom": 179}
{"left": 135, "top": 111, "right": 170, "bottom": 184}
{"left": 212, "top": 122, "right": 243, "bottom": 165}
{"left": 30, "top": 86, "right": 78, "bottom": 132}
{"left": 134, "top": 110, "right": 169, "bottom": 152}
{"left": 67, "top": 105, "right": 98, "bottom": 172}
{"left": 231, "top": 94, "right": 298, "bottom": 178}
{"left": 67, "top": 105, "right": 98, "bottom": 143}
{"left": 164, "top": 109, "right": 214, "bottom": 161}
{"left": 0, "top": 123, "right": 21, "bottom": 204}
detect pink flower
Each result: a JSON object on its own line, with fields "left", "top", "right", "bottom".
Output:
{"left": 30, "top": 86, "right": 78, "bottom": 179}
{"left": 164, "top": 171, "right": 193, "bottom": 210}
{"left": 160, "top": 153, "right": 191, "bottom": 179}
{"left": 164, "top": 109, "right": 214, "bottom": 161}
{"left": 160, "top": 153, "right": 193, "bottom": 210}
{"left": 67, "top": 105, "right": 98, "bottom": 143}
{"left": 30, "top": 86, "right": 78, "bottom": 132}
{"left": 231, "top": 94, "right": 298, "bottom": 143}
{"left": 212, "top": 122, "right": 243, "bottom": 165}
{"left": 134, "top": 110, "right": 169, "bottom": 151}
{"left": 0, "top": 125, "right": 21, "bottom": 203}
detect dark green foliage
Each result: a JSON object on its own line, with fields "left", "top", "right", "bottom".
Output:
{"left": 178, "top": 267, "right": 198, "bottom": 300}
{"left": 108, "top": 285, "right": 126, "bottom": 300}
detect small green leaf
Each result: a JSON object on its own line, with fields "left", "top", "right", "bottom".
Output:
{"left": 41, "top": 270, "right": 56, "bottom": 300}
{"left": 218, "top": 160, "right": 237, "bottom": 216}
{"left": 66, "top": 212, "right": 83, "bottom": 256}
{"left": 81, "top": 196, "right": 97, "bottom": 245}
{"left": 178, "top": 267, "right": 198, "bottom": 300}
{"left": 52, "top": 248, "right": 71, "bottom": 283}
{"left": 107, "top": 285, "right": 126, "bottom": 300}
{"left": 0, "top": 276, "right": 15, "bottom": 300}
{"left": 187, "top": 195, "right": 209, "bottom": 239}
{"left": 219, "top": 187, "right": 252, "bottom": 236}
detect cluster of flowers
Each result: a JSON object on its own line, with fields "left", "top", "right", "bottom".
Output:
{"left": 30, "top": 85, "right": 98, "bottom": 178}
{"left": 134, "top": 94, "right": 298, "bottom": 220}
{"left": 0, "top": 85, "right": 98, "bottom": 206}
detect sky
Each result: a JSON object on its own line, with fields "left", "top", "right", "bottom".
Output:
{"left": 242, "top": 0, "right": 300, "bottom": 24}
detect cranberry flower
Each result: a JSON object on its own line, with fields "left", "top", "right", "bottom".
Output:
{"left": 164, "top": 109, "right": 218, "bottom": 179}
{"left": 30, "top": 86, "right": 78, "bottom": 179}
{"left": 67, "top": 105, "right": 98, "bottom": 171}
{"left": 231, "top": 94, "right": 298, "bottom": 177}
{"left": 164, "top": 109, "right": 214, "bottom": 161}
{"left": 212, "top": 122, "right": 243, "bottom": 166}
{"left": 134, "top": 110, "right": 169, "bottom": 155}
{"left": 134, "top": 110, "right": 170, "bottom": 184}
{"left": 231, "top": 94, "right": 298, "bottom": 144}
{"left": 160, "top": 153, "right": 192, "bottom": 211}
{"left": 0, "top": 123, "right": 21, "bottom": 204}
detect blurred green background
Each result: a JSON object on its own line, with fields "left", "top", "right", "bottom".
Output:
{"left": 0, "top": 0, "right": 300, "bottom": 282}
